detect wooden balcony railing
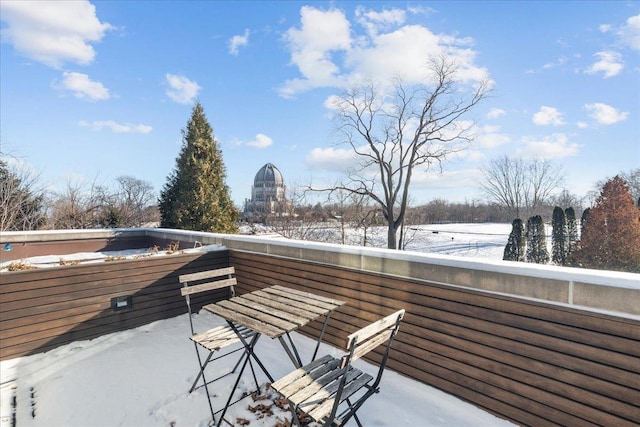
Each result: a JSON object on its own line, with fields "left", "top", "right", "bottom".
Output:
{"left": 1, "top": 228, "right": 638, "bottom": 426}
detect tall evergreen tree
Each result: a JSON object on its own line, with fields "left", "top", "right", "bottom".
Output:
{"left": 159, "top": 102, "right": 239, "bottom": 233}
{"left": 565, "top": 207, "right": 578, "bottom": 259}
{"left": 503, "top": 218, "right": 525, "bottom": 261}
{"left": 574, "top": 176, "right": 640, "bottom": 272}
{"left": 580, "top": 207, "right": 590, "bottom": 237}
{"left": 551, "top": 207, "right": 567, "bottom": 265}
{"left": 526, "top": 215, "right": 549, "bottom": 264}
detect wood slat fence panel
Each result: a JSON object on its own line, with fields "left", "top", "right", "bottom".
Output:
{"left": 2, "top": 242, "right": 637, "bottom": 427}
{"left": 229, "top": 250, "right": 640, "bottom": 427}
{"left": 0, "top": 250, "right": 230, "bottom": 360}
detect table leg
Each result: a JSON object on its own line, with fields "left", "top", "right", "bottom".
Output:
{"left": 312, "top": 312, "right": 333, "bottom": 362}
{"left": 277, "top": 333, "right": 303, "bottom": 368}
{"left": 228, "top": 322, "right": 274, "bottom": 383}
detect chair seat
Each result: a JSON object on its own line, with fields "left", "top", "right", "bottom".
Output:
{"left": 271, "top": 354, "right": 374, "bottom": 423}
{"left": 191, "top": 324, "right": 255, "bottom": 352}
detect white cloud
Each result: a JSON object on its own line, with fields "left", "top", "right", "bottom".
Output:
{"left": 229, "top": 29, "right": 250, "bottom": 56}
{"left": 532, "top": 106, "right": 566, "bottom": 126}
{"left": 475, "top": 125, "right": 510, "bottom": 149}
{"left": 617, "top": 15, "right": 640, "bottom": 50}
{"left": 355, "top": 6, "right": 406, "bottom": 37}
{"left": 486, "top": 108, "right": 506, "bottom": 119}
{"left": 410, "top": 168, "right": 480, "bottom": 189}
{"left": 585, "top": 51, "right": 623, "bottom": 78}
{"left": 165, "top": 74, "right": 201, "bottom": 104}
{"left": 618, "top": 14, "right": 640, "bottom": 51}
{"left": 518, "top": 133, "right": 581, "bottom": 160}
{"left": 406, "top": 5, "right": 436, "bottom": 17}
{"left": 79, "top": 120, "right": 152, "bottom": 134}
{"left": 348, "top": 25, "right": 441, "bottom": 82}
{"left": 237, "top": 133, "right": 273, "bottom": 148}
{"left": 305, "top": 147, "right": 356, "bottom": 171}
{"left": 542, "top": 56, "right": 567, "bottom": 70}
{"left": 280, "top": 6, "right": 352, "bottom": 98}
{"left": 577, "top": 121, "right": 589, "bottom": 129}
{"left": 54, "top": 71, "right": 110, "bottom": 101}
{"left": 348, "top": 24, "right": 489, "bottom": 86}
{"left": 0, "top": 0, "right": 113, "bottom": 68}
{"left": 584, "top": 102, "right": 628, "bottom": 125}
{"left": 599, "top": 24, "right": 612, "bottom": 33}
{"left": 279, "top": 5, "right": 490, "bottom": 98}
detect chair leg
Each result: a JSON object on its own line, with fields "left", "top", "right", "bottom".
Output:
{"left": 190, "top": 351, "right": 214, "bottom": 393}
{"left": 349, "top": 399, "right": 364, "bottom": 427}
{"left": 340, "top": 393, "right": 373, "bottom": 427}
{"left": 216, "top": 347, "right": 253, "bottom": 427}
{"left": 192, "top": 342, "right": 216, "bottom": 425}
{"left": 290, "top": 402, "right": 303, "bottom": 427}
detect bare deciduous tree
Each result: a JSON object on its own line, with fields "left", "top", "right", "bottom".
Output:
{"left": 49, "top": 176, "right": 158, "bottom": 229}
{"left": 479, "top": 156, "right": 564, "bottom": 220}
{"left": 112, "top": 175, "right": 157, "bottom": 226}
{"left": 0, "top": 156, "right": 46, "bottom": 231}
{"left": 48, "top": 178, "right": 104, "bottom": 229}
{"left": 323, "top": 56, "right": 490, "bottom": 249}
{"left": 265, "top": 186, "right": 304, "bottom": 239}
{"left": 344, "top": 192, "right": 378, "bottom": 247}
{"left": 550, "top": 189, "right": 583, "bottom": 214}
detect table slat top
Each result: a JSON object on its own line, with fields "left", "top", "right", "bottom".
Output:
{"left": 262, "top": 286, "right": 343, "bottom": 312}
{"left": 204, "top": 285, "right": 345, "bottom": 339}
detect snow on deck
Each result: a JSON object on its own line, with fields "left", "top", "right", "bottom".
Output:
{"left": 0, "top": 313, "right": 515, "bottom": 427}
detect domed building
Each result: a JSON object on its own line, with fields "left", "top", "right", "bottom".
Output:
{"left": 244, "top": 163, "right": 291, "bottom": 217}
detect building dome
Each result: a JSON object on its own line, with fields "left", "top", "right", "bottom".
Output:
{"left": 254, "top": 163, "right": 284, "bottom": 188}
{"left": 244, "top": 163, "right": 291, "bottom": 217}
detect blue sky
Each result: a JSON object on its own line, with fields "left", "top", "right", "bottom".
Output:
{"left": 1, "top": 1, "right": 638, "bottom": 208}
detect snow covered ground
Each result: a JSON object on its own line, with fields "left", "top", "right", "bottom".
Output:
{"left": 0, "top": 313, "right": 515, "bottom": 427}
{"left": 242, "top": 222, "right": 513, "bottom": 260}
{"left": 392, "top": 223, "right": 511, "bottom": 258}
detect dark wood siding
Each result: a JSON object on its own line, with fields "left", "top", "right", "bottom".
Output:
{"left": 229, "top": 250, "right": 640, "bottom": 427}
{"left": 0, "top": 250, "right": 230, "bottom": 360}
{"left": 2, "top": 243, "right": 637, "bottom": 427}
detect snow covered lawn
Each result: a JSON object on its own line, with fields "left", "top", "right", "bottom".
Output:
{"left": 243, "top": 223, "right": 513, "bottom": 260}
{"left": 1, "top": 312, "right": 515, "bottom": 427}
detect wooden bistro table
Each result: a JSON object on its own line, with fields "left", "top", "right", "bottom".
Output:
{"left": 203, "top": 285, "right": 345, "bottom": 426}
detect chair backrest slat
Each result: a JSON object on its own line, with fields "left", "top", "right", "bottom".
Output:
{"left": 347, "top": 329, "right": 393, "bottom": 363}
{"left": 341, "top": 309, "right": 405, "bottom": 368}
{"left": 180, "top": 277, "right": 237, "bottom": 296}
{"left": 179, "top": 266, "right": 235, "bottom": 283}
{"left": 346, "top": 309, "right": 404, "bottom": 349}
{"left": 179, "top": 267, "right": 237, "bottom": 336}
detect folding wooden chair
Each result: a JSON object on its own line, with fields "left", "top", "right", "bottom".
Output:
{"left": 179, "top": 267, "right": 258, "bottom": 421}
{"left": 271, "top": 309, "right": 405, "bottom": 427}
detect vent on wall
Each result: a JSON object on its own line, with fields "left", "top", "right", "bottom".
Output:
{"left": 111, "top": 296, "right": 133, "bottom": 311}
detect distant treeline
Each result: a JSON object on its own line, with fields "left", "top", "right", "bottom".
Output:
{"left": 301, "top": 198, "right": 584, "bottom": 227}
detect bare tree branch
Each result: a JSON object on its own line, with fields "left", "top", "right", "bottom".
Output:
{"left": 0, "top": 156, "right": 46, "bottom": 231}
{"left": 479, "top": 156, "right": 565, "bottom": 219}
{"left": 321, "top": 55, "right": 490, "bottom": 249}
